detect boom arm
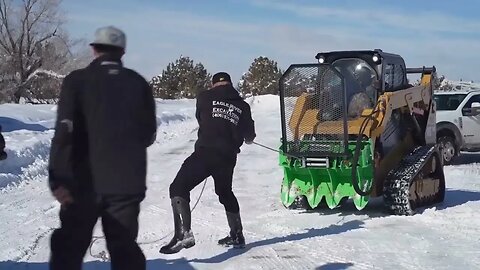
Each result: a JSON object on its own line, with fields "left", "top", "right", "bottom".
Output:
{"left": 368, "top": 68, "right": 435, "bottom": 142}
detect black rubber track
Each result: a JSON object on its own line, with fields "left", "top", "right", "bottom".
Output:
{"left": 383, "top": 145, "right": 444, "bottom": 215}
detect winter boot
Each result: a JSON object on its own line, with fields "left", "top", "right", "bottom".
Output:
{"left": 218, "top": 211, "right": 245, "bottom": 248}
{"left": 159, "top": 197, "right": 195, "bottom": 254}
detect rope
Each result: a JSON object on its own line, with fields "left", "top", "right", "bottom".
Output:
{"left": 88, "top": 177, "right": 209, "bottom": 261}
{"left": 252, "top": 141, "right": 302, "bottom": 160}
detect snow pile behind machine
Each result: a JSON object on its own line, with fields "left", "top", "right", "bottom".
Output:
{"left": 279, "top": 50, "right": 445, "bottom": 215}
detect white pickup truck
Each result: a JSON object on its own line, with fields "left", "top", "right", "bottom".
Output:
{"left": 434, "top": 89, "right": 480, "bottom": 164}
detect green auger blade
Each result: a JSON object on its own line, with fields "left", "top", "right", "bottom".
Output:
{"left": 280, "top": 141, "right": 374, "bottom": 210}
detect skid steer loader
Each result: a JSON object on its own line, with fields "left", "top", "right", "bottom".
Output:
{"left": 279, "top": 50, "right": 445, "bottom": 215}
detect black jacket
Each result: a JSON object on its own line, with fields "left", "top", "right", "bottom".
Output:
{"left": 49, "top": 54, "right": 157, "bottom": 195}
{"left": 194, "top": 84, "right": 255, "bottom": 155}
{"left": 0, "top": 125, "right": 6, "bottom": 160}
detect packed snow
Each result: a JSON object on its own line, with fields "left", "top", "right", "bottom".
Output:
{"left": 1, "top": 95, "right": 479, "bottom": 270}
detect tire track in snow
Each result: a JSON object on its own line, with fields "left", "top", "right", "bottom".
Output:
{"left": 4, "top": 199, "right": 58, "bottom": 262}
{"left": 14, "top": 227, "right": 54, "bottom": 262}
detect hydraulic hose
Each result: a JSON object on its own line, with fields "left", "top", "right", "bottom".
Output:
{"left": 351, "top": 109, "right": 379, "bottom": 196}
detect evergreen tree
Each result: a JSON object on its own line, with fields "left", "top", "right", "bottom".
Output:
{"left": 281, "top": 69, "right": 317, "bottom": 96}
{"left": 150, "top": 56, "right": 211, "bottom": 99}
{"left": 239, "top": 56, "right": 282, "bottom": 96}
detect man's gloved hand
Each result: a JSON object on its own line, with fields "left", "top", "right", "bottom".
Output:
{"left": 245, "top": 140, "right": 254, "bottom": 145}
{"left": 48, "top": 168, "right": 76, "bottom": 205}
{"left": 52, "top": 186, "right": 74, "bottom": 206}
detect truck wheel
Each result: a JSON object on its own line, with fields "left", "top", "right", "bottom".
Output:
{"left": 438, "top": 136, "right": 456, "bottom": 165}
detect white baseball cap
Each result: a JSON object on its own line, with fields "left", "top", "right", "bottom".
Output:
{"left": 90, "top": 26, "right": 126, "bottom": 49}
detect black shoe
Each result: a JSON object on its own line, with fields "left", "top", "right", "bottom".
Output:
{"left": 218, "top": 231, "right": 245, "bottom": 248}
{"left": 217, "top": 235, "right": 233, "bottom": 246}
{"left": 160, "top": 236, "right": 181, "bottom": 254}
{"left": 160, "top": 230, "right": 195, "bottom": 254}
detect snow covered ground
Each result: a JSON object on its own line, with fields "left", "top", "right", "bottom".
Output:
{"left": 1, "top": 95, "right": 480, "bottom": 270}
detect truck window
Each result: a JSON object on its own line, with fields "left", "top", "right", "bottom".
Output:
{"left": 462, "top": 94, "right": 480, "bottom": 109}
{"left": 434, "top": 94, "right": 467, "bottom": 111}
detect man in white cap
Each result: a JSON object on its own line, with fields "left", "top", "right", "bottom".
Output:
{"left": 48, "top": 26, "right": 156, "bottom": 270}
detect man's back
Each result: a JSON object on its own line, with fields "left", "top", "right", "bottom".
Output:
{"left": 195, "top": 84, "right": 255, "bottom": 154}
{"left": 68, "top": 54, "right": 156, "bottom": 194}
{"left": 49, "top": 26, "right": 150, "bottom": 270}
{"left": 80, "top": 56, "right": 155, "bottom": 146}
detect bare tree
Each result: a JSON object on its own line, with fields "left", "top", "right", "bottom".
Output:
{"left": 0, "top": 0, "right": 86, "bottom": 103}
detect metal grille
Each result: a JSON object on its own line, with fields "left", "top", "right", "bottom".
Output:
{"left": 279, "top": 64, "right": 348, "bottom": 157}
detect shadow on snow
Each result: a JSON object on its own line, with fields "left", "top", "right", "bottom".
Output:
{"left": 316, "top": 262, "right": 355, "bottom": 270}
{"left": 450, "top": 152, "right": 480, "bottom": 165}
{"left": 294, "top": 188, "right": 480, "bottom": 217}
{"left": 190, "top": 219, "right": 364, "bottom": 264}
{"left": 436, "top": 188, "right": 480, "bottom": 210}
{"left": 0, "top": 117, "right": 49, "bottom": 132}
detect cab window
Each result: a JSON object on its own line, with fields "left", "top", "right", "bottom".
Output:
{"left": 434, "top": 94, "right": 466, "bottom": 111}
{"left": 384, "top": 64, "right": 406, "bottom": 91}
{"left": 462, "top": 94, "right": 480, "bottom": 109}
{"left": 462, "top": 94, "right": 480, "bottom": 116}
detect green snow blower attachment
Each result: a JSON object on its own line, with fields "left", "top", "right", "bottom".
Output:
{"left": 280, "top": 140, "right": 373, "bottom": 210}
{"left": 278, "top": 50, "right": 446, "bottom": 215}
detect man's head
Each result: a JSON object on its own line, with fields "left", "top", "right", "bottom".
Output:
{"left": 354, "top": 65, "right": 375, "bottom": 89}
{"left": 90, "top": 26, "right": 126, "bottom": 59}
{"left": 212, "top": 72, "right": 232, "bottom": 87}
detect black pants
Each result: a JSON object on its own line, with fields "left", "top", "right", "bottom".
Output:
{"left": 49, "top": 193, "right": 145, "bottom": 270}
{"left": 0, "top": 131, "right": 6, "bottom": 160}
{"left": 170, "top": 147, "right": 240, "bottom": 213}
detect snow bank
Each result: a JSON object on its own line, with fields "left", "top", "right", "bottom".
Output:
{"left": 0, "top": 103, "right": 56, "bottom": 190}
{"left": 0, "top": 99, "right": 197, "bottom": 190}
{"left": 245, "top": 94, "right": 279, "bottom": 109}
{"left": 0, "top": 131, "right": 52, "bottom": 190}
{"left": 155, "top": 99, "right": 196, "bottom": 125}
{"left": 0, "top": 104, "right": 56, "bottom": 131}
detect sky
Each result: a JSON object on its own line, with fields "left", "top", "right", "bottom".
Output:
{"left": 62, "top": 0, "right": 480, "bottom": 84}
